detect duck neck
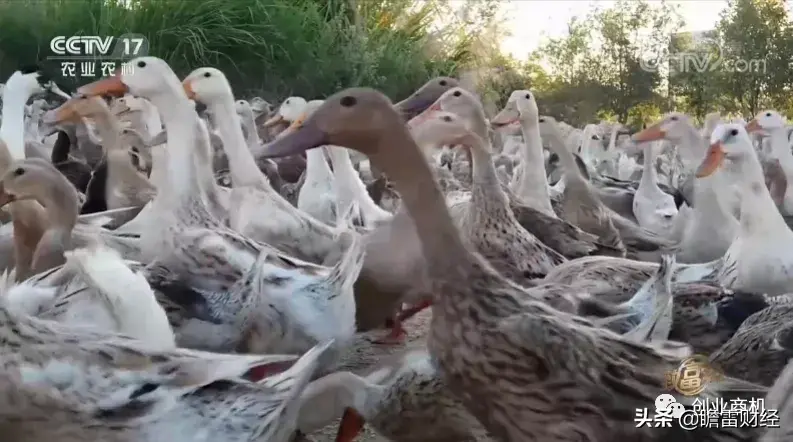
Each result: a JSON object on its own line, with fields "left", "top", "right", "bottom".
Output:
{"left": 545, "top": 123, "right": 583, "bottom": 182}
{"left": 239, "top": 108, "right": 260, "bottom": 148}
{"left": 208, "top": 96, "right": 270, "bottom": 189}
{"left": 640, "top": 143, "right": 659, "bottom": 190}
{"left": 298, "top": 371, "right": 380, "bottom": 432}
{"left": 735, "top": 152, "right": 789, "bottom": 235}
{"left": 305, "top": 147, "right": 334, "bottom": 184}
{"left": 38, "top": 176, "right": 79, "bottom": 235}
{"left": 693, "top": 173, "right": 735, "bottom": 224}
{"left": 0, "top": 83, "right": 32, "bottom": 166}
{"left": 677, "top": 123, "right": 708, "bottom": 170}
{"left": 155, "top": 95, "right": 201, "bottom": 204}
{"left": 326, "top": 145, "right": 376, "bottom": 212}
{"left": 370, "top": 123, "right": 472, "bottom": 277}
{"left": 93, "top": 112, "right": 153, "bottom": 188}
{"left": 467, "top": 134, "right": 512, "bottom": 215}
{"left": 515, "top": 118, "right": 553, "bottom": 212}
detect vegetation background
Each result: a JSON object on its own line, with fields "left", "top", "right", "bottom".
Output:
{"left": 0, "top": 0, "right": 789, "bottom": 129}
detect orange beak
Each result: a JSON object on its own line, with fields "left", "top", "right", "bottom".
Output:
{"left": 632, "top": 123, "right": 665, "bottom": 143}
{"left": 408, "top": 101, "right": 442, "bottom": 127}
{"left": 50, "top": 98, "right": 84, "bottom": 124}
{"left": 182, "top": 80, "right": 196, "bottom": 100}
{"left": 745, "top": 119, "right": 762, "bottom": 134}
{"left": 335, "top": 408, "right": 365, "bottom": 442}
{"left": 264, "top": 114, "right": 285, "bottom": 128}
{"left": 77, "top": 72, "right": 129, "bottom": 98}
{"left": 274, "top": 112, "right": 306, "bottom": 139}
{"left": 695, "top": 142, "right": 725, "bottom": 178}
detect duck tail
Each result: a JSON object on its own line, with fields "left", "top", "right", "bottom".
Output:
{"left": 64, "top": 244, "right": 175, "bottom": 350}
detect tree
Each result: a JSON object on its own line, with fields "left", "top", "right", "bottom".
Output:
{"left": 715, "top": 0, "right": 792, "bottom": 116}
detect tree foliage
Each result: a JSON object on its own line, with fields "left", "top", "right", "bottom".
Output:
{"left": 486, "top": 0, "right": 792, "bottom": 127}
{"left": 0, "top": 0, "right": 486, "bottom": 101}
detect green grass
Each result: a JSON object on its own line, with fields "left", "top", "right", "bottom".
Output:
{"left": 0, "top": 0, "right": 471, "bottom": 101}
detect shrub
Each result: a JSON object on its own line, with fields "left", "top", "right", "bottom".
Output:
{"left": 0, "top": 0, "right": 472, "bottom": 101}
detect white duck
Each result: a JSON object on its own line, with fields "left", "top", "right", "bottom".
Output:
{"left": 746, "top": 110, "right": 793, "bottom": 214}
{"left": 631, "top": 140, "right": 678, "bottom": 235}
{"left": 490, "top": 90, "right": 555, "bottom": 217}
{"left": 700, "top": 123, "right": 793, "bottom": 295}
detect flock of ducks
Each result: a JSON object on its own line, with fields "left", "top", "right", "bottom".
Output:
{"left": 3, "top": 56, "right": 793, "bottom": 441}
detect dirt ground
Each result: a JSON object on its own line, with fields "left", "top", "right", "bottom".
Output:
{"left": 305, "top": 309, "right": 434, "bottom": 442}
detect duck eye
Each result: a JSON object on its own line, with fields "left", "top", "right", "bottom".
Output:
{"left": 539, "top": 118, "right": 546, "bottom": 123}
{"left": 439, "top": 80, "right": 447, "bottom": 86}
{"left": 340, "top": 96, "right": 357, "bottom": 107}
{"left": 441, "top": 115, "right": 452, "bottom": 122}
{"left": 766, "top": 112, "right": 772, "bottom": 117}
{"left": 137, "top": 60, "right": 146, "bottom": 68}
{"left": 670, "top": 116, "right": 678, "bottom": 121}
{"left": 730, "top": 128, "right": 738, "bottom": 136}
{"left": 203, "top": 72, "right": 211, "bottom": 78}
{"left": 13, "top": 168, "right": 24, "bottom": 177}
{"left": 525, "top": 93, "right": 531, "bottom": 100}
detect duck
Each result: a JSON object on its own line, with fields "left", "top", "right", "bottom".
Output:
{"left": 698, "top": 124, "right": 793, "bottom": 296}
{"left": 44, "top": 96, "right": 156, "bottom": 212}
{"left": 182, "top": 67, "right": 357, "bottom": 265}
{"left": 412, "top": 88, "right": 566, "bottom": 283}
{"left": 258, "top": 87, "right": 764, "bottom": 441}
{"left": 0, "top": 67, "right": 72, "bottom": 280}
{"left": 298, "top": 345, "right": 493, "bottom": 442}
{"left": 78, "top": 58, "right": 365, "bottom": 370}
{"left": 490, "top": 90, "right": 556, "bottom": 217}
{"left": 0, "top": 301, "right": 335, "bottom": 442}
{"left": 746, "top": 110, "right": 793, "bottom": 214}
{"left": 537, "top": 115, "right": 627, "bottom": 257}
{"left": 632, "top": 114, "right": 740, "bottom": 263}
{"left": 630, "top": 139, "right": 678, "bottom": 236}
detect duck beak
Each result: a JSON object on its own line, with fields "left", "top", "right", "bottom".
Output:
{"left": 263, "top": 114, "right": 285, "bottom": 128}
{"left": 632, "top": 122, "right": 665, "bottom": 143}
{"left": 182, "top": 80, "right": 196, "bottom": 100}
{"left": 695, "top": 142, "right": 725, "bottom": 178}
{"left": 43, "top": 98, "right": 80, "bottom": 125}
{"left": 745, "top": 119, "right": 762, "bottom": 134}
{"left": 407, "top": 101, "right": 442, "bottom": 127}
{"left": 77, "top": 73, "right": 129, "bottom": 98}
{"left": 335, "top": 408, "right": 365, "bottom": 442}
{"left": 490, "top": 107, "right": 519, "bottom": 128}
{"left": 259, "top": 112, "right": 329, "bottom": 158}
{"left": 395, "top": 93, "right": 439, "bottom": 121}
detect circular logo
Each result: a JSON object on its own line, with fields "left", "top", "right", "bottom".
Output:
{"left": 670, "top": 355, "right": 720, "bottom": 396}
